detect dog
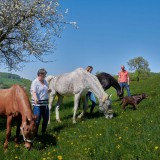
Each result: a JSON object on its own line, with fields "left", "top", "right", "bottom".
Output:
{"left": 121, "top": 93, "right": 148, "bottom": 110}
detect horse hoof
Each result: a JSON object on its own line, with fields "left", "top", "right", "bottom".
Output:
{"left": 77, "top": 115, "right": 82, "bottom": 119}
{"left": 4, "top": 148, "right": 8, "bottom": 153}
{"left": 73, "top": 120, "right": 77, "bottom": 124}
{"left": 56, "top": 119, "right": 62, "bottom": 123}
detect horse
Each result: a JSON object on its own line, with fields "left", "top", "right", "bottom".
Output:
{"left": 96, "top": 72, "right": 123, "bottom": 98}
{"left": 46, "top": 68, "right": 113, "bottom": 124}
{"left": 0, "top": 84, "right": 37, "bottom": 150}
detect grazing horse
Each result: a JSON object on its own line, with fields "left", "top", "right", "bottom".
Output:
{"left": 96, "top": 72, "right": 123, "bottom": 98}
{"left": 46, "top": 68, "right": 113, "bottom": 124}
{"left": 0, "top": 84, "right": 37, "bottom": 150}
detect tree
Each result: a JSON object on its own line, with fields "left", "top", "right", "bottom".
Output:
{"left": 127, "top": 56, "right": 150, "bottom": 81}
{"left": 0, "top": 0, "right": 76, "bottom": 70}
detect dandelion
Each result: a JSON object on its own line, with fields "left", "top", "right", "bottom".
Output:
{"left": 116, "top": 144, "right": 120, "bottom": 149}
{"left": 155, "top": 146, "right": 159, "bottom": 150}
{"left": 57, "top": 155, "right": 63, "bottom": 160}
{"left": 118, "top": 136, "right": 122, "bottom": 140}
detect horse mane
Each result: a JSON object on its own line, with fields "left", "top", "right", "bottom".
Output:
{"left": 46, "top": 75, "right": 54, "bottom": 84}
{"left": 76, "top": 68, "right": 108, "bottom": 99}
{"left": 13, "top": 84, "right": 31, "bottom": 106}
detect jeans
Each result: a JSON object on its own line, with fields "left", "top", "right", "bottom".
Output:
{"left": 119, "top": 82, "right": 131, "bottom": 96}
{"left": 87, "top": 92, "right": 96, "bottom": 113}
{"left": 33, "top": 105, "right": 49, "bottom": 135}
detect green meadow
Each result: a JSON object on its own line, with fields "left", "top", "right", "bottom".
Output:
{"left": 0, "top": 73, "right": 160, "bottom": 160}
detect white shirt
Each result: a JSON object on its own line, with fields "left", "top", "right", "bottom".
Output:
{"left": 30, "top": 78, "right": 48, "bottom": 101}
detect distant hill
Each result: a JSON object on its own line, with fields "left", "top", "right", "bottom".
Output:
{"left": 0, "top": 72, "right": 31, "bottom": 93}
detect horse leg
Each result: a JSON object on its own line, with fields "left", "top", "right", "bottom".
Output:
{"left": 14, "top": 117, "right": 21, "bottom": 146}
{"left": 4, "top": 116, "right": 12, "bottom": 150}
{"left": 78, "top": 96, "right": 88, "bottom": 119}
{"left": 48, "top": 91, "right": 56, "bottom": 124}
{"left": 55, "top": 95, "right": 63, "bottom": 123}
{"left": 73, "top": 94, "right": 81, "bottom": 124}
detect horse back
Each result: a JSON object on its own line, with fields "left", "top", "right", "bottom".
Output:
{"left": 0, "top": 87, "right": 17, "bottom": 116}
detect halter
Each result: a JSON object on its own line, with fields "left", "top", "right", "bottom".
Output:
{"left": 20, "top": 122, "right": 34, "bottom": 143}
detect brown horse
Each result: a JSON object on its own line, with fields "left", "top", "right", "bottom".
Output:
{"left": 0, "top": 84, "right": 37, "bottom": 150}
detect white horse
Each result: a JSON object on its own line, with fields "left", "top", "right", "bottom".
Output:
{"left": 46, "top": 68, "right": 113, "bottom": 124}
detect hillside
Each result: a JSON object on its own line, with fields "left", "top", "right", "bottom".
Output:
{"left": 0, "top": 72, "right": 31, "bottom": 93}
{"left": 0, "top": 72, "right": 160, "bottom": 159}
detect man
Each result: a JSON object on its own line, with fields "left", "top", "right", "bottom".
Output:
{"left": 118, "top": 65, "right": 131, "bottom": 96}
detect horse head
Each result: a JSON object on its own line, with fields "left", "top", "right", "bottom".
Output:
{"left": 99, "top": 95, "right": 113, "bottom": 119}
{"left": 20, "top": 116, "right": 37, "bottom": 150}
{"left": 117, "top": 89, "right": 124, "bottom": 99}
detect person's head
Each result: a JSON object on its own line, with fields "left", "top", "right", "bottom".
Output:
{"left": 37, "top": 68, "right": 47, "bottom": 80}
{"left": 121, "top": 65, "right": 125, "bottom": 71}
{"left": 86, "top": 66, "right": 93, "bottom": 73}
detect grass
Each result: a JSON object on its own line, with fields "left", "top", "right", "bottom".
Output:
{"left": 0, "top": 73, "right": 160, "bottom": 160}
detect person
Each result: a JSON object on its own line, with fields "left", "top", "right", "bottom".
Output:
{"left": 30, "top": 68, "right": 50, "bottom": 136}
{"left": 118, "top": 65, "right": 131, "bottom": 96}
{"left": 85, "top": 66, "right": 97, "bottom": 113}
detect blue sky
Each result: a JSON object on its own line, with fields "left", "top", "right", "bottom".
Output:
{"left": 0, "top": 0, "right": 160, "bottom": 80}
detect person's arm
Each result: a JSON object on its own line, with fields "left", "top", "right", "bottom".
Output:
{"left": 32, "top": 91, "right": 38, "bottom": 104}
{"left": 127, "top": 73, "right": 130, "bottom": 85}
{"left": 31, "top": 81, "right": 38, "bottom": 104}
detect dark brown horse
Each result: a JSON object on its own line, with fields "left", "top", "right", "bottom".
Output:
{"left": 0, "top": 84, "right": 37, "bottom": 150}
{"left": 96, "top": 72, "right": 123, "bottom": 98}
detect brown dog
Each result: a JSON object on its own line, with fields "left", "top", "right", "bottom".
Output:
{"left": 121, "top": 93, "right": 148, "bottom": 110}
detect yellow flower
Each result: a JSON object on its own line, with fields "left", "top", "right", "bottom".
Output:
{"left": 118, "top": 136, "right": 122, "bottom": 140}
{"left": 58, "top": 155, "right": 63, "bottom": 160}
{"left": 116, "top": 145, "right": 120, "bottom": 149}
{"left": 155, "top": 146, "right": 159, "bottom": 150}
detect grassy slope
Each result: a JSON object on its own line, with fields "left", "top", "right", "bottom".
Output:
{"left": 0, "top": 73, "right": 160, "bottom": 160}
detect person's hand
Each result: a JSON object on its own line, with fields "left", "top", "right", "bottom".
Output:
{"left": 48, "top": 89, "right": 52, "bottom": 93}
{"left": 34, "top": 99, "right": 38, "bottom": 104}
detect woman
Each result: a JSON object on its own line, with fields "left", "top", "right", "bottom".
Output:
{"left": 86, "top": 66, "right": 97, "bottom": 113}
{"left": 30, "top": 68, "right": 50, "bottom": 136}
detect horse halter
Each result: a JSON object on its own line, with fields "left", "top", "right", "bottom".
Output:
{"left": 20, "top": 122, "right": 34, "bottom": 143}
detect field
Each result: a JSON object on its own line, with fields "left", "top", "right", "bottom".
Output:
{"left": 0, "top": 73, "right": 160, "bottom": 160}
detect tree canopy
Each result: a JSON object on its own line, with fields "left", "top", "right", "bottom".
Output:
{"left": 0, "top": 0, "right": 76, "bottom": 70}
{"left": 127, "top": 56, "right": 150, "bottom": 81}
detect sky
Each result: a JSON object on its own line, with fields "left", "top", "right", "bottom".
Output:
{"left": 0, "top": 0, "right": 160, "bottom": 80}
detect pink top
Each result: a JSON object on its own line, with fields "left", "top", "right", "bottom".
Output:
{"left": 118, "top": 70, "right": 129, "bottom": 83}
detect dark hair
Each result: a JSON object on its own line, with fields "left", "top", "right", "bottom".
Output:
{"left": 37, "top": 68, "right": 47, "bottom": 76}
{"left": 86, "top": 66, "right": 93, "bottom": 72}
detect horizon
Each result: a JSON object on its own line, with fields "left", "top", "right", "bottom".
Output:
{"left": 0, "top": 0, "right": 160, "bottom": 80}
